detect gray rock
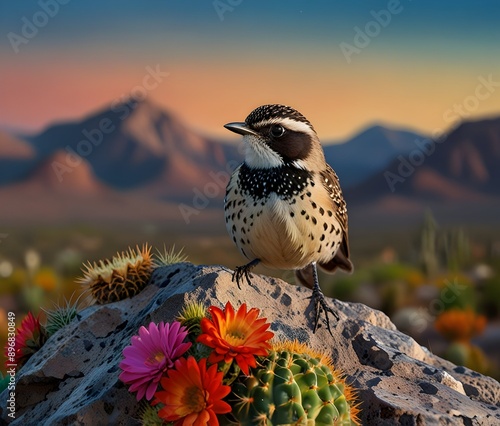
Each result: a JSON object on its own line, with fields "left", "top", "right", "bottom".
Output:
{"left": 1, "top": 263, "right": 499, "bottom": 425}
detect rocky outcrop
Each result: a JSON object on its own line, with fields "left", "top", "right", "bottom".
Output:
{"left": 1, "top": 263, "right": 499, "bottom": 425}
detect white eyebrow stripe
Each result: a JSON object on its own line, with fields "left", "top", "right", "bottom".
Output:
{"left": 255, "top": 117, "right": 315, "bottom": 136}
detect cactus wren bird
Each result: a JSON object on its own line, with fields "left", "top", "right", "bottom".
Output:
{"left": 224, "top": 104, "right": 353, "bottom": 334}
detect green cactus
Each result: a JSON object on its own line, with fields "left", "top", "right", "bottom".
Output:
{"left": 154, "top": 244, "right": 188, "bottom": 267}
{"left": 418, "top": 209, "right": 439, "bottom": 277}
{"left": 176, "top": 300, "right": 207, "bottom": 335}
{"left": 138, "top": 403, "right": 171, "bottom": 426}
{"left": 231, "top": 341, "right": 359, "bottom": 426}
{"left": 43, "top": 294, "right": 83, "bottom": 336}
{"left": 441, "top": 227, "right": 470, "bottom": 272}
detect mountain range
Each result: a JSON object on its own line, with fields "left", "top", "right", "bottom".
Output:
{"left": 324, "top": 124, "right": 425, "bottom": 188}
{"left": 348, "top": 116, "right": 500, "bottom": 204}
{"left": 0, "top": 99, "right": 499, "bottom": 225}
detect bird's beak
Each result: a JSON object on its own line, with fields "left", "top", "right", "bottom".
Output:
{"left": 224, "top": 122, "right": 259, "bottom": 137}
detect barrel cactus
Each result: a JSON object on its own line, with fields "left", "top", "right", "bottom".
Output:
{"left": 231, "top": 341, "right": 359, "bottom": 425}
{"left": 77, "top": 244, "right": 153, "bottom": 304}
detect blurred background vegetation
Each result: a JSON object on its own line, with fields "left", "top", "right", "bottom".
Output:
{"left": 2, "top": 0, "right": 500, "bottom": 386}
{"left": 1, "top": 209, "right": 499, "bottom": 380}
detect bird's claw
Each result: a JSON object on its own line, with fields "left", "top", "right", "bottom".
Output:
{"left": 232, "top": 266, "right": 252, "bottom": 289}
{"left": 310, "top": 287, "right": 339, "bottom": 335}
{"left": 231, "top": 259, "right": 260, "bottom": 289}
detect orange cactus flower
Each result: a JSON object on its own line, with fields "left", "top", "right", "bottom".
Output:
{"left": 197, "top": 302, "right": 274, "bottom": 375}
{"left": 154, "top": 356, "right": 231, "bottom": 425}
{"left": 435, "top": 308, "right": 487, "bottom": 342}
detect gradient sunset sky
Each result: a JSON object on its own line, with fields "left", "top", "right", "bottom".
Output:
{"left": 1, "top": 1, "right": 500, "bottom": 140}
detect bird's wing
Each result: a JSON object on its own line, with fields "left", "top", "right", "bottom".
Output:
{"left": 319, "top": 164, "right": 348, "bottom": 234}
{"left": 318, "top": 164, "right": 353, "bottom": 273}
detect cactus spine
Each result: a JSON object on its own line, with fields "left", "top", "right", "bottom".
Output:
{"left": 232, "top": 341, "right": 359, "bottom": 425}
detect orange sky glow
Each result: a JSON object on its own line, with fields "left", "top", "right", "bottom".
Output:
{"left": 1, "top": 2, "right": 500, "bottom": 140}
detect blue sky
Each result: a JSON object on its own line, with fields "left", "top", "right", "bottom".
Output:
{"left": 1, "top": 1, "right": 500, "bottom": 138}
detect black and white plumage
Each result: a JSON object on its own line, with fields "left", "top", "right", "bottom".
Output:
{"left": 224, "top": 104, "right": 353, "bottom": 333}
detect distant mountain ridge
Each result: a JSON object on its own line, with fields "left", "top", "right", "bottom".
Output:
{"left": 325, "top": 124, "right": 426, "bottom": 188}
{"left": 0, "top": 99, "right": 499, "bottom": 224}
{"left": 0, "top": 100, "right": 426, "bottom": 192}
{"left": 20, "top": 100, "right": 239, "bottom": 199}
{"left": 348, "top": 116, "right": 500, "bottom": 204}
{"left": 0, "top": 131, "right": 37, "bottom": 184}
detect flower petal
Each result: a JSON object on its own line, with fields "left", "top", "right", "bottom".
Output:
{"left": 118, "top": 321, "right": 191, "bottom": 401}
{"left": 197, "top": 301, "right": 274, "bottom": 374}
{"left": 155, "top": 357, "right": 230, "bottom": 425}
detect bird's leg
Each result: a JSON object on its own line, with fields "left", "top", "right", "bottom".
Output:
{"left": 232, "top": 258, "right": 260, "bottom": 289}
{"left": 310, "top": 262, "right": 339, "bottom": 335}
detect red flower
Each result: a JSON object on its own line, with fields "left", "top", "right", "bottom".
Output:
{"left": 154, "top": 356, "right": 231, "bottom": 425}
{"left": 5, "top": 312, "right": 46, "bottom": 369}
{"left": 197, "top": 302, "right": 274, "bottom": 375}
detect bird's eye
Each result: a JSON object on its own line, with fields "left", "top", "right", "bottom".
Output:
{"left": 270, "top": 124, "right": 285, "bottom": 138}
